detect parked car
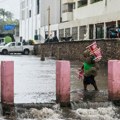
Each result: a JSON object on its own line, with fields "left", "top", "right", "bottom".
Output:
{"left": 0, "top": 42, "right": 34, "bottom": 55}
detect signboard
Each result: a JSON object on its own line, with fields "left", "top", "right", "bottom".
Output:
{"left": 4, "top": 25, "right": 15, "bottom": 30}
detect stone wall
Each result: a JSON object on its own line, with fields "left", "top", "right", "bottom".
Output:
{"left": 34, "top": 39, "right": 120, "bottom": 64}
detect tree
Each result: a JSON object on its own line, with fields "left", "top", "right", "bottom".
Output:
{"left": 6, "top": 11, "right": 13, "bottom": 20}
{"left": 0, "top": 8, "right": 6, "bottom": 20}
{"left": 0, "top": 8, "right": 13, "bottom": 20}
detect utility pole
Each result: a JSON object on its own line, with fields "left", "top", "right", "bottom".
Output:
{"left": 48, "top": 6, "right": 50, "bottom": 38}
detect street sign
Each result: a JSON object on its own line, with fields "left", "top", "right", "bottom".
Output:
{"left": 4, "top": 25, "right": 15, "bottom": 30}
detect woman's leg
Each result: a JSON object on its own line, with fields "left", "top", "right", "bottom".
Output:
{"left": 83, "top": 76, "right": 88, "bottom": 91}
{"left": 92, "top": 82, "right": 98, "bottom": 91}
{"left": 84, "top": 83, "right": 87, "bottom": 91}
{"left": 90, "top": 75, "right": 98, "bottom": 91}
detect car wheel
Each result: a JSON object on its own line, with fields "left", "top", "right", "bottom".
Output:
{"left": 2, "top": 49, "right": 8, "bottom": 55}
{"left": 24, "top": 49, "right": 29, "bottom": 55}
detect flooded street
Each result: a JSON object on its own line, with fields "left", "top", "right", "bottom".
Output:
{"left": 0, "top": 55, "right": 119, "bottom": 120}
{"left": 0, "top": 55, "right": 56, "bottom": 103}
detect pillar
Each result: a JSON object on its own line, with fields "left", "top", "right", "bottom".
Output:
{"left": 1, "top": 61, "right": 14, "bottom": 104}
{"left": 56, "top": 60, "right": 70, "bottom": 106}
{"left": 1, "top": 61, "right": 14, "bottom": 115}
{"left": 108, "top": 60, "right": 120, "bottom": 100}
{"left": 104, "top": 22, "right": 106, "bottom": 39}
{"left": 116, "top": 21, "right": 118, "bottom": 27}
{"left": 77, "top": 26, "right": 79, "bottom": 41}
{"left": 86, "top": 25, "right": 90, "bottom": 40}
{"left": 93, "top": 24, "right": 96, "bottom": 39}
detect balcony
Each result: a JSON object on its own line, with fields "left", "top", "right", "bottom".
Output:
{"left": 62, "top": 12, "right": 73, "bottom": 22}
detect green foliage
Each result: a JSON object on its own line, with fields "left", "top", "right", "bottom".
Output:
{"left": 0, "top": 8, "right": 13, "bottom": 20}
{"left": 4, "top": 36, "right": 12, "bottom": 44}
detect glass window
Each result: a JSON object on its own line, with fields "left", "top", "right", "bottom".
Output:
{"left": 90, "top": 0, "right": 103, "bottom": 4}
{"left": 79, "top": 26, "right": 87, "bottom": 40}
{"left": 62, "top": 3, "right": 75, "bottom": 13}
{"left": 65, "top": 28, "right": 71, "bottom": 37}
{"left": 72, "top": 27, "right": 78, "bottom": 40}
{"left": 78, "top": 0, "right": 88, "bottom": 8}
{"left": 36, "top": 0, "right": 40, "bottom": 14}
{"left": 17, "top": 42, "right": 21, "bottom": 46}
{"left": 96, "top": 24, "right": 104, "bottom": 39}
{"left": 89, "top": 25, "right": 94, "bottom": 39}
{"left": 59, "top": 29, "right": 64, "bottom": 40}
{"left": 29, "top": 10, "right": 31, "bottom": 17}
{"left": 10, "top": 43, "right": 15, "bottom": 46}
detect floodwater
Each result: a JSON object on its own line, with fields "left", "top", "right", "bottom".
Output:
{"left": 0, "top": 55, "right": 56, "bottom": 103}
{"left": 0, "top": 55, "right": 119, "bottom": 120}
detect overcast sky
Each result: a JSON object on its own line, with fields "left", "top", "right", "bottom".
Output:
{"left": 0, "top": 0, "right": 20, "bottom": 19}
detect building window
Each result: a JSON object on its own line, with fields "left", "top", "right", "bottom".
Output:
{"left": 72, "top": 27, "right": 78, "bottom": 40}
{"left": 62, "top": 3, "right": 75, "bottom": 13}
{"left": 106, "top": 22, "right": 116, "bottom": 38}
{"left": 90, "top": 0, "right": 103, "bottom": 4}
{"left": 96, "top": 24, "right": 104, "bottom": 39}
{"left": 65, "top": 28, "right": 71, "bottom": 37}
{"left": 79, "top": 26, "right": 86, "bottom": 40}
{"left": 59, "top": 29, "right": 64, "bottom": 40}
{"left": 78, "top": 0, "right": 88, "bottom": 8}
{"left": 89, "top": 25, "right": 94, "bottom": 39}
{"left": 36, "top": 0, "right": 40, "bottom": 14}
{"left": 29, "top": 10, "right": 31, "bottom": 17}
{"left": 35, "top": 29, "right": 37, "bottom": 35}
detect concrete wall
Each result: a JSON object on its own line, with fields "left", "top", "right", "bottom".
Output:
{"left": 34, "top": 39, "right": 120, "bottom": 64}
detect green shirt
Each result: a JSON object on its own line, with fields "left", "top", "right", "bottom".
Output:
{"left": 83, "top": 62, "right": 94, "bottom": 73}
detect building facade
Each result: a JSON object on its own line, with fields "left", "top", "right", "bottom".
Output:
{"left": 20, "top": 0, "right": 120, "bottom": 42}
{"left": 20, "top": 0, "right": 61, "bottom": 43}
{"left": 59, "top": 0, "right": 120, "bottom": 40}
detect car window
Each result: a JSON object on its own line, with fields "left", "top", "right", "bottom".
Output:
{"left": 11, "top": 43, "right": 15, "bottom": 46}
{"left": 8, "top": 43, "right": 15, "bottom": 47}
{"left": 17, "top": 42, "right": 21, "bottom": 46}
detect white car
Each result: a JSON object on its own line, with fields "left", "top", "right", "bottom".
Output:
{"left": 0, "top": 42, "right": 34, "bottom": 55}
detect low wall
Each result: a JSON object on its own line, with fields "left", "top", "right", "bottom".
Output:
{"left": 34, "top": 39, "right": 120, "bottom": 64}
